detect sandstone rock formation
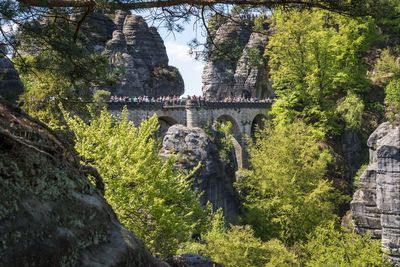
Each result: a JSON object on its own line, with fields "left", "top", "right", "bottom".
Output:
{"left": 0, "top": 46, "right": 23, "bottom": 103}
{"left": 351, "top": 122, "right": 400, "bottom": 265}
{"left": 202, "top": 15, "right": 274, "bottom": 101}
{"left": 166, "top": 253, "right": 222, "bottom": 267}
{"left": 84, "top": 11, "right": 184, "bottom": 97}
{"left": 160, "top": 125, "right": 239, "bottom": 222}
{"left": 0, "top": 97, "right": 167, "bottom": 267}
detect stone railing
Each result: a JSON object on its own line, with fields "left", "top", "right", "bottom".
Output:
{"left": 108, "top": 101, "right": 186, "bottom": 110}
{"left": 108, "top": 100, "right": 273, "bottom": 110}
{"left": 187, "top": 100, "right": 272, "bottom": 109}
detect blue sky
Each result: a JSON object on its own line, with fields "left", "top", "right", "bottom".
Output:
{"left": 155, "top": 22, "right": 206, "bottom": 96}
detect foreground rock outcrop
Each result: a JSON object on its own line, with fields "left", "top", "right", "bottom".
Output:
{"left": 0, "top": 98, "right": 166, "bottom": 267}
{"left": 0, "top": 46, "right": 23, "bottom": 102}
{"left": 202, "top": 15, "right": 274, "bottom": 101}
{"left": 83, "top": 11, "right": 184, "bottom": 97}
{"left": 160, "top": 125, "right": 239, "bottom": 222}
{"left": 351, "top": 122, "right": 400, "bottom": 265}
{"left": 166, "top": 253, "right": 221, "bottom": 267}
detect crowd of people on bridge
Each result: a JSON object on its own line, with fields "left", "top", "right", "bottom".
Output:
{"left": 109, "top": 94, "right": 275, "bottom": 105}
{"left": 109, "top": 95, "right": 185, "bottom": 105}
{"left": 221, "top": 96, "right": 274, "bottom": 103}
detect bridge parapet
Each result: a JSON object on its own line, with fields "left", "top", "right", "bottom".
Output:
{"left": 188, "top": 101, "right": 272, "bottom": 109}
{"left": 108, "top": 102, "right": 185, "bottom": 110}
{"left": 108, "top": 100, "right": 273, "bottom": 111}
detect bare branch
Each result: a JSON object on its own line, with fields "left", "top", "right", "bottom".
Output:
{"left": 16, "top": 0, "right": 347, "bottom": 13}
{"left": 73, "top": 6, "right": 94, "bottom": 42}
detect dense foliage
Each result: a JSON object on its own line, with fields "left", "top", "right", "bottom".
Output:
{"left": 301, "top": 222, "right": 390, "bottom": 267}
{"left": 266, "top": 9, "right": 380, "bottom": 137}
{"left": 180, "top": 211, "right": 298, "bottom": 267}
{"left": 373, "top": 49, "right": 400, "bottom": 124}
{"left": 66, "top": 110, "right": 209, "bottom": 257}
{"left": 238, "top": 121, "right": 343, "bottom": 245}
{"left": 13, "top": 14, "right": 113, "bottom": 129}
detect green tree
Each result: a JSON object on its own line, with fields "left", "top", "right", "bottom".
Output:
{"left": 65, "top": 109, "right": 209, "bottom": 257}
{"left": 266, "top": 9, "right": 379, "bottom": 136}
{"left": 302, "top": 222, "right": 390, "bottom": 267}
{"left": 13, "top": 13, "right": 112, "bottom": 129}
{"left": 238, "top": 121, "right": 344, "bottom": 245}
{"left": 384, "top": 77, "right": 400, "bottom": 123}
{"left": 180, "top": 211, "right": 298, "bottom": 267}
{"left": 373, "top": 49, "right": 400, "bottom": 123}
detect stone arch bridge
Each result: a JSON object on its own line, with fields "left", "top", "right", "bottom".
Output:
{"left": 109, "top": 100, "right": 271, "bottom": 168}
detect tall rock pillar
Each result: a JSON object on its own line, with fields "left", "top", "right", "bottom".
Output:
{"left": 351, "top": 122, "right": 400, "bottom": 265}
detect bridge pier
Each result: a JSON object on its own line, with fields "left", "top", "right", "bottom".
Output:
{"left": 186, "top": 101, "right": 199, "bottom": 128}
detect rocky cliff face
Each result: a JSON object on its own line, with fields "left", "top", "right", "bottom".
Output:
{"left": 0, "top": 46, "right": 23, "bottom": 103}
{"left": 351, "top": 122, "right": 400, "bottom": 265}
{"left": 202, "top": 16, "right": 274, "bottom": 101}
{"left": 84, "top": 11, "right": 184, "bottom": 97}
{"left": 160, "top": 125, "right": 239, "bottom": 222}
{"left": 0, "top": 97, "right": 166, "bottom": 267}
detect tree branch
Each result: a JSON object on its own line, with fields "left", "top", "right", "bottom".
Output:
{"left": 73, "top": 6, "right": 94, "bottom": 42}
{"left": 16, "top": 0, "right": 347, "bottom": 13}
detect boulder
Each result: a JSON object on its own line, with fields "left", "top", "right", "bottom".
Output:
{"left": 166, "top": 253, "right": 222, "bottom": 267}
{"left": 160, "top": 125, "right": 239, "bottom": 222}
{"left": 0, "top": 97, "right": 167, "bottom": 267}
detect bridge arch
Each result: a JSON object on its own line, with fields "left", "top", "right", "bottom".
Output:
{"left": 216, "top": 114, "right": 242, "bottom": 138}
{"left": 157, "top": 116, "right": 178, "bottom": 138}
{"left": 251, "top": 113, "right": 268, "bottom": 141}
{"left": 215, "top": 114, "right": 243, "bottom": 169}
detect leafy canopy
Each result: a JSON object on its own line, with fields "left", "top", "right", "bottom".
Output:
{"left": 66, "top": 109, "right": 209, "bottom": 257}
{"left": 179, "top": 211, "right": 298, "bottom": 267}
{"left": 266, "top": 9, "right": 379, "bottom": 136}
{"left": 373, "top": 49, "right": 400, "bottom": 124}
{"left": 238, "top": 120, "right": 344, "bottom": 245}
{"left": 301, "top": 222, "right": 390, "bottom": 267}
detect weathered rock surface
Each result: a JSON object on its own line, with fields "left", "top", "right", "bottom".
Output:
{"left": 202, "top": 15, "right": 274, "bottom": 100}
{"left": 351, "top": 122, "right": 400, "bottom": 265}
{"left": 340, "top": 129, "right": 364, "bottom": 185}
{"left": 166, "top": 253, "right": 222, "bottom": 267}
{"left": 84, "top": 11, "right": 184, "bottom": 97}
{"left": 0, "top": 97, "right": 167, "bottom": 267}
{"left": 0, "top": 46, "right": 23, "bottom": 103}
{"left": 160, "top": 125, "right": 239, "bottom": 222}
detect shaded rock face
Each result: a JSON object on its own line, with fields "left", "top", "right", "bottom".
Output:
{"left": 0, "top": 98, "right": 166, "bottom": 267}
{"left": 351, "top": 122, "right": 400, "bottom": 265}
{"left": 202, "top": 16, "right": 274, "bottom": 100}
{"left": 84, "top": 11, "right": 184, "bottom": 97}
{"left": 166, "top": 253, "right": 222, "bottom": 267}
{"left": 340, "top": 129, "right": 364, "bottom": 186}
{"left": 160, "top": 125, "right": 239, "bottom": 222}
{"left": 0, "top": 46, "right": 24, "bottom": 103}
